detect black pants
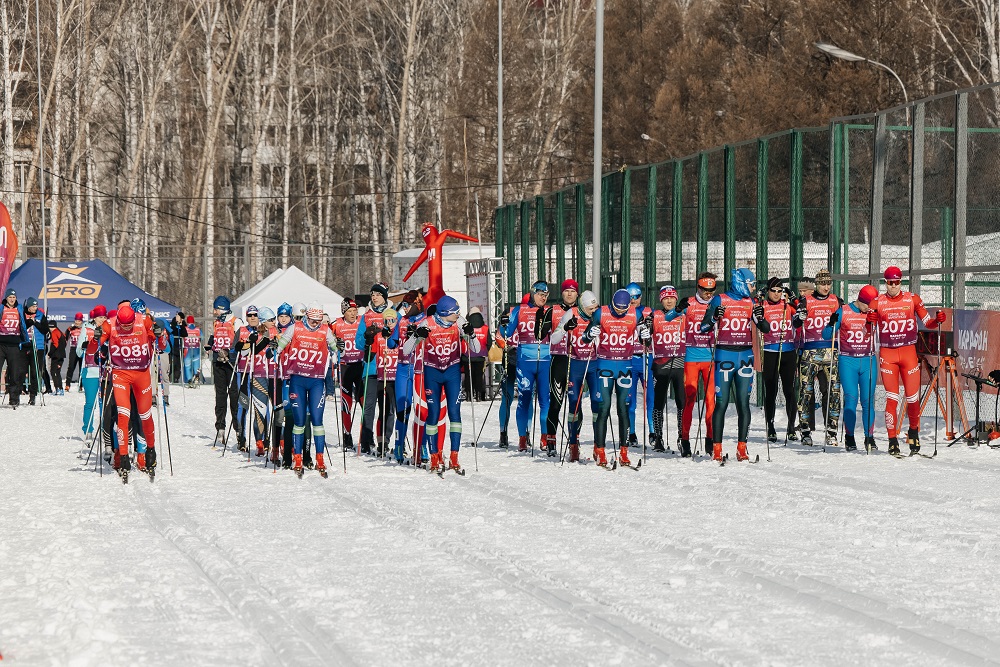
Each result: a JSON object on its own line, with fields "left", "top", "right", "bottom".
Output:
{"left": 339, "top": 360, "right": 365, "bottom": 435}
{"left": 763, "top": 350, "right": 797, "bottom": 432}
{"left": 652, "top": 362, "right": 684, "bottom": 442}
{"left": 463, "top": 356, "right": 487, "bottom": 401}
{"left": 213, "top": 361, "right": 239, "bottom": 431}
{"left": 50, "top": 356, "right": 64, "bottom": 390}
{"left": 0, "top": 343, "right": 25, "bottom": 403}
{"left": 66, "top": 350, "right": 81, "bottom": 385}
{"left": 24, "top": 348, "right": 45, "bottom": 396}
{"left": 169, "top": 347, "right": 182, "bottom": 383}
{"left": 545, "top": 354, "right": 570, "bottom": 436}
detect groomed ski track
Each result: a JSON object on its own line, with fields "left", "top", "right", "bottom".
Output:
{"left": 2, "top": 390, "right": 1000, "bottom": 666}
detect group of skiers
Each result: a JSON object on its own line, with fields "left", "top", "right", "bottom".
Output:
{"left": 7, "top": 262, "right": 945, "bottom": 481}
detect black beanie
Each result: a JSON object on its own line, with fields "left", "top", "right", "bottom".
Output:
{"left": 767, "top": 277, "right": 783, "bottom": 291}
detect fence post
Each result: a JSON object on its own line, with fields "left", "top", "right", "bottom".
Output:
{"left": 519, "top": 199, "right": 530, "bottom": 294}
{"left": 790, "top": 130, "right": 804, "bottom": 281}
{"left": 506, "top": 204, "right": 517, "bottom": 304}
{"left": 909, "top": 102, "right": 925, "bottom": 297}
{"left": 575, "top": 185, "right": 587, "bottom": 291}
{"left": 494, "top": 207, "right": 504, "bottom": 258}
{"left": 671, "top": 161, "right": 682, "bottom": 287}
{"left": 942, "top": 207, "right": 953, "bottom": 308}
{"left": 869, "top": 114, "right": 887, "bottom": 280}
{"left": 620, "top": 167, "right": 631, "bottom": 287}
{"left": 724, "top": 145, "right": 736, "bottom": 279}
{"left": 600, "top": 174, "right": 612, "bottom": 300}
{"left": 828, "top": 124, "right": 841, "bottom": 297}
{"left": 535, "top": 195, "right": 545, "bottom": 282}
{"left": 953, "top": 92, "right": 968, "bottom": 309}
{"left": 697, "top": 153, "right": 708, "bottom": 277}
{"left": 644, "top": 164, "right": 657, "bottom": 302}
{"left": 555, "top": 190, "right": 566, "bottom": 282}
{"left": 756, "top": 138, "right": 769, "bottom": 285}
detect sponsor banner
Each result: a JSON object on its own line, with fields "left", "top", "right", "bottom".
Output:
{"left": 0, "top": 202, "right": 18, "bottom": 298}
{"left": 952, "top": 309, "right": 1000, "bottom": 395}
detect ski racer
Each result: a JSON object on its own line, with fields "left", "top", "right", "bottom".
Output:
{"left": 793, "top": 269, "right": 844, "bottom": 447}
{"left": 183, "top": 315, "right": 201, "bottom": 386}
{"left": 206, "top": 295, "right": 241, "bottom": 444}
{"left": 77, "top": 306, "right": 107, "bottom": 435}
{"left": 333, "top": 298, "right": 363, "bottom": 450}
{"left": 625, "top": 282, "right": 654, "bottom": 448}
{"left": 501, "top": 281, "right": 551, "bottom": 453}
{"left": 649, "top": 286, "right": 687, "bottom": 455}
{"left": 760, "top": 277, "right": 797, "bottom": 443}
{"left": 357, "top": 283, "right": 390, "bottom": 454}
{"left": 540, "top": 279, "right": 579, "bottom": 456}
{"left": 549, "top": 289, "right": 600, "bottom": 462}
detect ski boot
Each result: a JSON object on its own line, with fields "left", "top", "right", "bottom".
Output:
{"left": 162, "top": 397, "right": 169, "bottom": 407}
{"left": 342, "top": 432, "right": 354, "bottom": 452}
{"left": 825, "top": 433, "right": 839, "bottom": 448}
{"left": 429, "top": 452, "right": 442, "bottom": 473}
{"left": 906, "top": 428, "right": 920, "bottom": 454}
{"left": 619, "top": 443, "right": 631, "bottom": 466}
{"left": 316, "top": 453, "right": 328, "bottom": 478}
{"left": 844, "top": 434, "right": 857, "bottom": 452}
{"left": 498, "top": 431, "right": 509, "bottom": 449}
{"left": 568, "top": 441, "right": 580, "bottom": 462}
{"left": 147, "top": 447, "right": 157, "bottom": 471}
{"left": 237, "top": 436, "right": 248, "bottom": 452}
{"left": 736, "top": 441, "right": 749, "bottom": 462}
{"left": 712, "top": 442, "right": 724, "bottom": 462}
{"left": 705, "top": 437, "right": 713, "bottom": 455}
{"left": 103, "top": 445, "right": 114, "bottom": 465}
{"left": 864, "top": 436, "right": 878, "bottom": 451}
{"left": 449, "top": 451, "right": 463, "bottom": 473}
{"left": 786, "top": 429, "right": 799, "bottom": 442}
{"left": 293, "top": 454, "right": 304, "bottom": 478}
{"left": 594, "top": 447, "right": 609, "bottom": 468}
{"left": 628, "top": 433, "right": 638, "bottom": 447}
{"left": 256, "top": 440, "right": 266, "bottom": 457}
{"left": 214, "top": 429, "right": 225, "bottom": 448}
{"left": 800, "top": 431, "right": 814, "bottom": 447}
{"left": 303, "top": 445, "right": 314, "bottom": 469}
{"left": 136, "top": 452, "right": 147, "bottom": 471}
{"left": 652, "top": 434, "right": 666, "bottom": 453}
{"left": 766, "top": 422, "right": 777, "bottom": 443}
{"left": 518, "top": 435, "right": 529, "bottom": 452}
{"left": 28, "top": 394, "right": 36, "bottom": 406}
{"left": 680, "top": 439, "right": 692, "bottom": 458}
{"left": 543, "top": 434, "right": 556, "bottom": 457}
{"left": 888, "top": 437, "right": 901, "bottom": 456}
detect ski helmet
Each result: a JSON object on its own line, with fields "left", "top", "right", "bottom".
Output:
{"left": 277, "top": 302, "right": 293, "bottom": 318}
{"left": 292, "top": 302, "right": 307, "bottom": 318}
{"left": 117, "top": 304, "right": 136, "bottom": 326}
{"left": 731, "top": 268, "right": 756, "bottom": 299}
{"left": 531, "top": 280, "right": 549, "bottom": 294}
{"left": 858, "top": 285, "right": 879, "bottom": 305}
{"left": 611, "top": 289, "right": 631, "bottom": 313}
{"left": 130, "top": 298, "right": 147, "bottom": 314}
{"left": 436, "top": 295, "right": 460, "bottom": 317}
{"left": 579, "top": 290, "right": 599, "bottom": 309}
{"left": 626, "top": 282, "right": 643, "bottom": 300}
{"left": 258, "top": 306, "right": 276, "bottom": 321}
{"left": 213, "top": 295, "right": 231, "bottom": 311}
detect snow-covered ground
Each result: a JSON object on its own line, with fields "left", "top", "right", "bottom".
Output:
{"left": 3, "top": 385, "right": 1000, "bottom": 666}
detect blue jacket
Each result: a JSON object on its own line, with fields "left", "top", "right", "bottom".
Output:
{"left": 0, "top": 302, "right": 29, "bottom": 348}
{"left": 30, "top": 311, "right": 47, "bottom": 350}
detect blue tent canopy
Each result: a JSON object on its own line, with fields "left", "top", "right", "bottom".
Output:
{"left": 7, "top": 259, "right": 179, "bottom": 322}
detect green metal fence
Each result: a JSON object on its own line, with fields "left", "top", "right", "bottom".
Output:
{"left": 497, "top": 83, "right": 1000, "bottom": 309}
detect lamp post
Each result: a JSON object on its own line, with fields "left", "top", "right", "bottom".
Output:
{"left": 640, "top": 133, "right": 667, "bottom": 150}
{"left": 497, "top": 0, "right": 503, "bottom": 208}
{"left": 592, "top": 0, "right": 604, "bottom": 298}
{"left": 814, "top": 42, "right": 909, "bottom": 107}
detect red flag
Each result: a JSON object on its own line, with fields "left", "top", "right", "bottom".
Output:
{"left": 0, "top": 202, "right": 19, "bottom": 297}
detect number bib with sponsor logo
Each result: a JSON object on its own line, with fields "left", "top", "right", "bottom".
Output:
{"left": 567, "top": 308, "right": 597, "bottom": 361}
{"left": 423, "top": 319, "right": 461, "bottom": 371}
{"left": 0, "top": 306, "right": 21, "bottom": 336}
{"left": 760, "top": 301, "right": 793, "bottom": 347}
{"left": 714, "top": 295, "right": 754, "bottom": 347}
{"left": 470, "top": 325, "right": 489, "bottom": 358}
{"left": 69, "top": 327, "right": 81, "bottom": 348}
{"left": 283, "top": 321, "right": 331, "bottom": 379}
{"left": 213, "top": 320, "right": 235, "bottom": 352}
{"left": 109, "top": 320, "right": 153, "bottom": 370}
{"left": 374, "top": 335, "right": 398, "bottom": 381}
{"left": 801, "top": 295, "right": 839, "bottom": 344}
{"left": 874, "top": 293, "right": 920, "bottom": 348}
{"left": 334, "top": 318, "right": 362, "bottom": 363}
{"left": 839, "top": 307, "right": 873, "bottom": 357}
{"left": 684, "top": 299, "right": 714, "bottom": 349}
{"left": 184, "top": 327, "right": 201, "bottom": 349}
{"left": 516, "top": 306, "right": 545, "bottom": 347}
{"left": 83, "top": 328, "right": 99, "bottom": 367}
{"left": 596, "top": 306, "right": 637, "bottom": 361}
{"left": 652, "top": 309, "right": 685, "bottom": 359}
{"left": 547, "top": 305, "right": 568, "bottom": 355}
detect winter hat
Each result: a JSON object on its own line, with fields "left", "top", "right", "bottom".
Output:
{"left": 3, "top": 288, "right": 15, "bottom": 299}
{"left": 74, "top": 312, "right": 83, "bottom": 321}
{"left": 611, "top": 289, "right": 631, "bottom": 312}
{"left": 117, "top": 305, "right": 136, "bottom": 326}
{"left": 884, "top": 266, "right": 903, "bottom": 281}
{"left": 277, "top": 303, "right": 293, "bottom": 318}
{"left": 766, "top": 277, "right": 784, "bottom": 291}
{"left": 382, "top": 308, "right": 398, "bottom": 322}
{"left": 436, "top": 295, "right": 460, "bottom": 317}
{"left": 531, "top": 280, "right": 549, "bottom": 294}
{"left": 108, "top": 309, "right": 118, "bottom": 320}
{"left": 341, "top": 298, "right": 357, "bottom": 314}
{"left": 25, "top": 296, "right": 37, "bottom": 309}
{"left": 731, "top": 268, "right": 756, "bottom": 299}
{"left": 292, "top": 302, "right": 307, "bottom": 317}
{"left": 469, "top": 306, "right": 481, "bottom": 315}
{"left": 579, "top": 290, "right": 599, "bottom": 309}
{"left": 858, "top": 285, "right": 879, "bottom": 305}
{"left": 306, "top": 302, "right": 324, "bottom": 321}
{"left": 92, "top": 305, "right": 107, "bottom": 318}
{"left": 258, "top": 306, "right": 276, "bottom": 321}
{"left": 659, "top": 285, "right": 677, "bottom": 300}
{"left": 186, "top": 315, "right": 195, "bottom": 325}
{"left": 245, "top": 305, "right": 259, "bottom": 318}
{"left": 371, "top": 282, "right": 389, "bottom": 300}
{"left": 213, "top": 295, "right": 231, "bottom": 311}
{"left": 561, "top": 279, "right": 579, "bottom": 292}
{"left": 815, "top": 268, "right": 833, "bottom": 284}
{"left": 130, "top": 298, "right": 147, "bottom": 314}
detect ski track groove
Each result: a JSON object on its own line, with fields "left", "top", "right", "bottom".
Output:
{"left": 460, "top": 474, "right": 1000, "bottom": 667}
{"left": 309, "top": 478, "right": 719, "bottom": 667}
{"left": 133, "top": 488, "right": 356, "bottom": 667}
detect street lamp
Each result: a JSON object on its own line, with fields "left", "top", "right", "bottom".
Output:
{"left": 640, "top": 133, "right": 667, "bottom": 149}
{"left": 814, "top": 42, "right": 909, "bottom": 106}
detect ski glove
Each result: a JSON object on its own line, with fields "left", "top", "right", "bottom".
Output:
{"left": 794, "top": 299, "right": 808, "bottom": 322}
{"left": 462, "top": 321, "right": 474, "bottom": 337}
{"left": 364, "top": 327, "right": 378, "bottom": 344}
{"left": 498, "top": 314, "right": 510, "bottom": 327}
{"left": 582, "top": 324, "right": 600, "bottom": 343}
{"left": 713, "top": 305, "right": 726, "bottom": 320}
{"left": 336, "top": 338, "right": 346, "bottom": 352}
{"left": 752, "top": 304, "right": 765, "bottom": 323}
{"left": 563, "top": 316, "right": 578, "bottom": 331}
{"left": 828, "top": 312, "right": 840, "bottom": 326}
{"left": 248, "top": 331, "right": 259, "bottom": 344}
{"left": 638, "top": 324, "right": 651, "bottom": 342}
{"left": 935, "top": 309, "right": 946, "bottom": 324}
{"left": 25, "top": 319, "right": 34, "bottom": 329}
{"left": 675, "top": 297, "right": 689, "bottom": 313}
{"left": 414, "top": 326, "right": 430, "bottom": 339}
{"left": 381, "top": 326, "right": 392, "bottom": 338}
{"left": 866, "top": 309, "right": 879, "bottom": 323}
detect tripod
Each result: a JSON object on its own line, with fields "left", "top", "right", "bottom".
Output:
{"left": 918, "top": 355, "right": 969, "bottom": 440}
{"left": 949, "top": 373, "right": 996, "bottom": 447}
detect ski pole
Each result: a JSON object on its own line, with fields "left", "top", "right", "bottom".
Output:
{"left": 463, "top": 328, "right": 479, "bottom": 473}
{"left": 934, "top": 317, "right": 942, "bottom": 456}
{"left": 220, "top": 358, "right": 239, "bottom": 456}
{"left": 823, "top": 318, "right": 840, "bottom": 448}
{"left": 560, "top": 353, "right": 593, "bottom": 466}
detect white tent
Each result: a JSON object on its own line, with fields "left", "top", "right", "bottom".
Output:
{"left": 232, "top": 265, "right": 346, "bottom": 318}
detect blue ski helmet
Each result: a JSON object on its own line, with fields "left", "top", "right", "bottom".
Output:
{"left": 611, "top": 289, "right": 631, "bottom": 313}
{"left": 259, "top": 307, "right": 275, "bottom": 321}
{"left": 531, "top": 280, "right": 549, "bottom": 294}
{"left": 277, "top": 302, "right": 293, "bottom": 318}
{"left": 213, "top": 295, "right": 231, "bottom": 312}
{"left": 626, "top": 282, "right": 643, "bottom": 300}
{"left": 436, "top": 295, "right": 460, "bottom": 317}
{"left": 731, "top": 267, "right": 756, "bottom": 299}
{"left": 130, "top": 298, "right": 147, "bottom": 314}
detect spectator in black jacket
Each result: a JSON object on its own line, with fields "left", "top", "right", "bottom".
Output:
{"left": 48, "top": 319, "right": 67, "bottom": 395}
{"left": 170, "top": 311, "right": 185, "bottom": 383}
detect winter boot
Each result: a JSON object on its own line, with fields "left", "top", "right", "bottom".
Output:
{"left": 293, "top": 454, "right": 304, "bottom": 477}
{"left": 594, "top": 447, "right": 609, "bottom": 467}
{"left": 786, "top": 429, "right": 799, "bottom": 442}
{"left": 844, "top": 434, "right": 857, "bottom": 452}
{"left": 680, "top": 439, "right": 692, "bottom": 458}
{"left": 449, "top": 451, "right": 461, "bottom": 470}
{"left": 712, "top": 442, "right": 723, "bottom": 461}
{"left": 147, "top": 447, "right": 157, "bottom": 470}
{"left": 619, "top": 443, "right": 631, "bottom": 466}
{"left": 315, "top": 453, "right": 327, "bottom": 474}
{"left": 568, "top": 442, "right": 580, "bottom": 462}
{"left": 303, "top": 444, "right": 314, "bottom": 469}
{"left": 906, "top": 427, "right": 920, "bottom": 454}
{"left": 766, "top": 422, "right": 777, "bottom": 443}
{"left": 237, "top": 436, "right": 248, "bottom": 452}
{"left": 705, "top": 437, "right": 713, "bottom": 454}
{"left": 518, "top": 435, "right": 529, "bottom": 452}
{"left": 736, "top": 441, "right": 749, "bottom": 462}
{"left": 544, "top": 434, "right": 556, "bottom": 457}
{"left": 256, "top": 440, "right": 266, "bottom": 457}
{"left": 136, "top": 452, "right": 147, "bottom": 471}
{"left": 498, "top": 431, "right": 509, "bottom": 449}
{"left": 864, "top": 436, "right": 878, "bottom": 451}
{"left": 888, "top": 437, "right": 901, "bottom": 456}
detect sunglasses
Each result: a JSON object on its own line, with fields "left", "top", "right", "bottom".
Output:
{"left": 769, "top": 287, "right": 782, "bottom": 293}
{"left": 886, "top": 280, "right": 901, "bottom": 286}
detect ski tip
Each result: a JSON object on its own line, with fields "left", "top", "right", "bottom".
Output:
{"left": 753, "top": 454, "right": 760, "bottom": 463}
